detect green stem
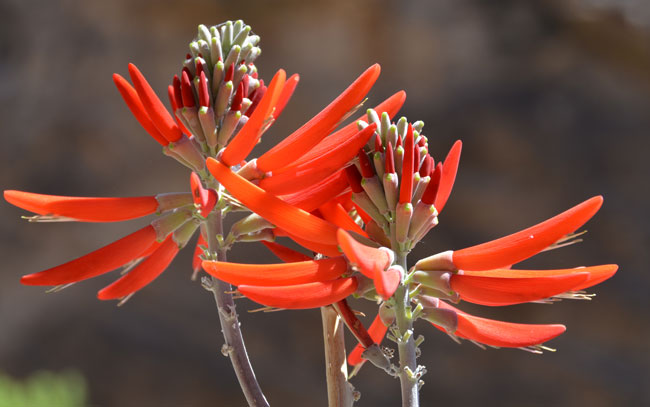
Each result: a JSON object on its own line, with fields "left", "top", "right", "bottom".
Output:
{"left": 206, "top": 209, "right": 269, "bottom": 407}
{"left": 393, "top": 251, "right": 419, "bottom": 407}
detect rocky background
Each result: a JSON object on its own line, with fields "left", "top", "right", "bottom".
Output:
{"left": 1, "top": 0, "right": 649, "bottom": 406}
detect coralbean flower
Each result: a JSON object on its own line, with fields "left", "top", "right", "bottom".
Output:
{"left": 206, "top": 106, "right": 617, "bottom": 400}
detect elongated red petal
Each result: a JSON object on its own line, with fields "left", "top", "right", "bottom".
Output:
{"left": 238, "top": 278, "right": 358, "bottom": 309}
{"left": 420, "top": 163, "right": 442, "bottom": 205}
{"left": 128, "top": 64, "right": 182, "bottom": 142}
{"left": 167, "top": 85, "right": 191, "bottom": 136}
{"left": 21, "top": 225, "right": 157, "bottom": 285}
{"left": 207, "top": 158, "right": 338, "bottom": 245}
{"left": 399, "top": 124, "right": 414, "bottom": 204}
{"left": 192, "top": 234, "right": 207, "bottom": 273}
{"left": 202, "top": 257, "right": 347, "bottom": 286}
{"left": 348, "top": 314, "right": 389, "bottom": 366}
{"left": 436, "top": 301, "right": 566, "bottom": 348}
{"left": 97, "top": 236, "right": 179, "bottom": 300}
{"left": 462, "top": 264, "right": 618, "bottom": 291}
{"left": 290, "top": 91, "right": 406, "bottom": 167}
{"left": 4, "top": 190, "right": 158, "bottom": 222}
{"left": 319, "top": 201, "right": 368, "bottom": 237}
{"left": 113, "top": 73, "right": 168, "bottom": 145}
{"left": 258, "top": 124, "right": 376, "bottom": 195}
{"left": 450, "top": 272, "right": 589, "bottom": 306}
{"left": 283, "top": 230, "right": 342, "bottom": 258}
{"left": 271, "top": 73, "right": 299, "bottom": 121}
{"left": 262, "top": 241, "right": 311, "bottom": 262}
{"left": 433, "top": 140, "right": 462, "bottom": 212}
{"left": 280, "top": 169, "right": 350, "bottom": 212}
{"left": 257, "top": 65, "right": 380, "bottom": 172}
{"left": 221, "top": 70, "right": 286, "bottom": 166}
{"left": 452, "top": 196, "right": 603, "bottom": 271}
{"left": 374, "top": 267, "right": 401, "bottom": 300}
{"left": 337, "top": 229, "right": 391, "bottom": 278}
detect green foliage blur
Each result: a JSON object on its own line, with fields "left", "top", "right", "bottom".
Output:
{"left": 0, "top": 370, "right": 87, "bottom": 407}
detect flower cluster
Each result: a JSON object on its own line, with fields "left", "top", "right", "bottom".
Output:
{"left": 5, "top": 20, "right": 617, "bottom": 405}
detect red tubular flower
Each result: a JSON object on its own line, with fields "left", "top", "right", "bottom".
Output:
{"left": 337, "top": 229, "right": 392, "bottom": 278}
{"left": 202, "top": 257, "right": 348, "bottom": 286}
{"left": 97, "top": 235, "right": 180, "bottom": 300}
{"left": 262, "top": 241, "right": 311, "bottom": 262}
{"left": 272, "top": 73, "right": 300, "bottom": 120}
{"left": 448, "top": 272, "right": 590, "bottom": 306}
{"left": 192, "top": 234, "right": 207, "bottom": 275}
{"left": 221, "top": 69, "right": 287, "bottom": 166}
{"left": 348, "top": 314, "right": 389, "bottom": 366}
{"left": 318, "top": 201, "right": 368, "bottom": 238}
{"left": 280, "top": 169, "right": 350, "bottom": 212}
{"left": 433, "top": 140, "right": 462, "bottom": 212}
{"left": 256, "top": 64, "right": 381, "bottom": 173}
{"left": 460, "top": 264, "right": 618, "bottom": 292}
{"left": 399, "top": 124, "right": 414, "bottom": 204}
{"left": 3, "top": 191, "right": 159, "bottom": 222}
{"left": 113, "top": 73, "right": 169, "bottom": 146}
{"left": 20, "top": 225, "right": 158, "bottom": 286}
{"left": 434, "top": 301, "right": 566, "bottom": 348}
{"left": 452, "top": 196, "right": 603, "bottom": 271}
{"left": 238, "top": 277, "right": 358, "bottom": 309}
{"left": 281, "top": 230, "right": 342, "bottom": 258}
{"left": 207, "top": 158, "right": 339, "bottom": 245}
{"left": 289, "top": 92, "right": 406, "bottom": 166}
{"left": 128, "top": 63, "right": 182, "bottom": 143}
{"left": 258, "top": 124, "right": 377, "bottom": 195}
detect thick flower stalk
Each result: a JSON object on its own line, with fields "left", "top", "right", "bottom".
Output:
{"left": 205, "top": 104, "right": 618, "bottom": 407}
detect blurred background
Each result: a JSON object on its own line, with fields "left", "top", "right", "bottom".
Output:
{"left": 1, "top": 0, "right": 649, "bottom": 406}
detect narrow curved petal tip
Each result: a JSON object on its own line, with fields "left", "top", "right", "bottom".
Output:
{"left": 4, "top": 190, "right": 158, "bottom": 222}
{"left": 453, "top": 196, "right": 603, "bottom": 271}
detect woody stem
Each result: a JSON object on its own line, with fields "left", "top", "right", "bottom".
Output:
{"left": 206, "top": 209, "right": 269, "bottom": 407}
{"left": 321, "top": 305, "right": 356, "bottom": 407}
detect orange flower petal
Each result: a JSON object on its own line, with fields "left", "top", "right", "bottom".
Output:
{"left": 97, "top": 236, "right": 179, "bottom": 300}
{"left": 256, "top": 65, "right": 381, "bottom": 172}
{"left": 238, "top": 277, "right": 358, "bottom": 309}
{"left": 288, "top": 91, "right": 406, "bottom": 168}
{"left": 192, "top": 234, "right": 207, "bottom": 274}
{"left": 436, "top": 301, "right": 566, "bottom": 348}
{"left": 128, "top": 64, "right": 182, "bottom": 142}
{"left": 112, "top": 74, "right": 169, "bottom": 146}
{"left": 461, "top": 264, "right": 618, "bottom": 292}
{"left": 280, "top": 169, "right": 350, "bottom": 212}
{"left": 337, "top": 229, "right": 391, "bottom": 278}
{"left": 202, "top": 257, "right": 347, "bottom": 286}
{"left": 21, "top": 225, "right": 157, "bottom": 286}
{"left": 262, "top": 241, "right": 311, "bottom": 262}
{"left": 450, "top": 272, "right": 589, "bottom": 306}
{"left": 258, "top": 123, "right": 376, "bottom": 195}
{"left": 433, "top": 140, "right": 462, "bottom": 212}
{"left": 221, "top": 69, "right": 286, "bottom": 166}
{"left": 318, "top": 201, "right": 368, "bottom": 238}
{"left": 348, "top": 314, "right": 389, "bottom": 366}
{"left": 399, "top": 124, "right": 414, "bottom": 204}
{"left": 207, "top": 158, "right": 339, "bottom": 245}
{"left": 283, "top": 230, "right": 342, "bottom": 258}
{"left": 374, "top": 267, "right": 401, "bottom": 301}
{"left": 270, "top": 73, "right": 300, "bottom": 122}
{"left": 452, "top": 196, "right": 603, "bottom": 271}
{"left": 4, "top": 190, "right": 159, "bottom": 222}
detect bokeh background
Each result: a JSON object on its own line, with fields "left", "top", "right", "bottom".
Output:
{"left": 1, "top": 0, "right": 649, "bottom": 406}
